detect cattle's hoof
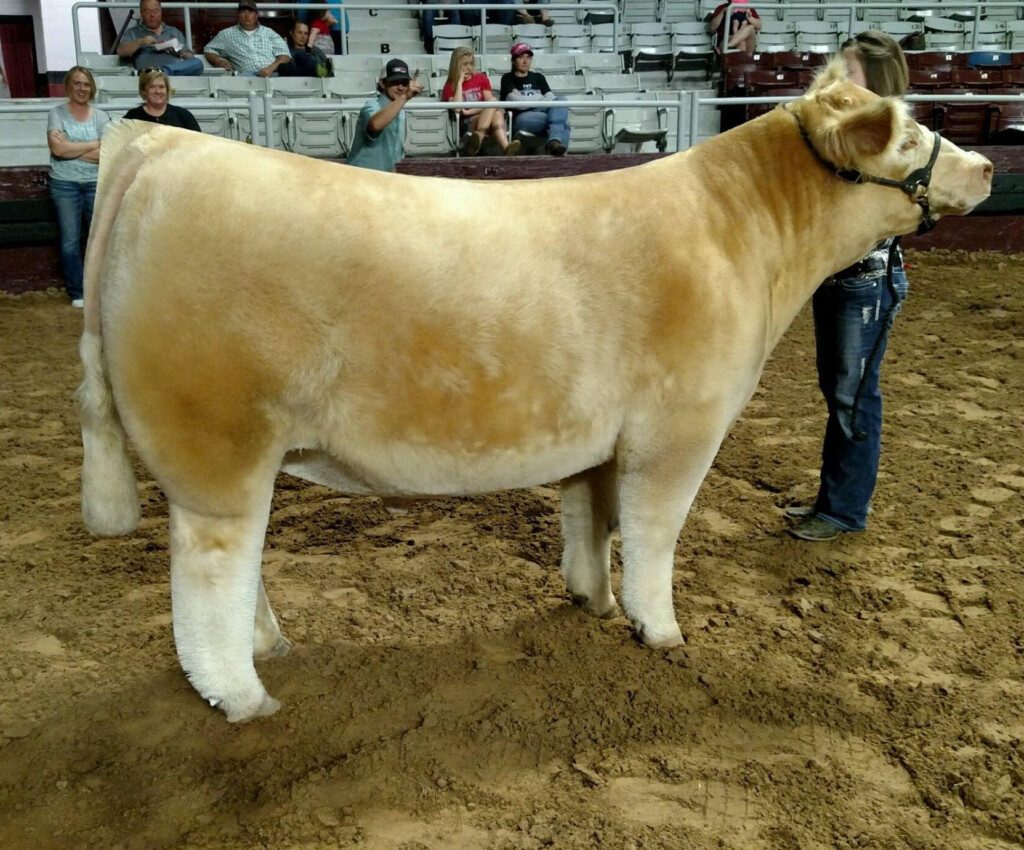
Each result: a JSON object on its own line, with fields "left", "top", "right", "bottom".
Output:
{"left": 571, "top": 593, "right": 621, "bottom": 620}
{"left": 224, "top": 692, "right": 281, "bottom": 723}
{"left": 255, "top": 635, "right": 291, "bottom": 661}
{"left": 635, "top": 623, "right": 685, "bottom": 650}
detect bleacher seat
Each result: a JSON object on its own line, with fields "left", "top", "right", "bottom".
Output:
{"left": 671, "top": 22, "right": 713, "bottom": 76}
{"left": 923, "top": 18, "right": 966, "bottom": 51}
{"left": 210, "top": 76, "right": 268, "bottom": 98}
{"left": 938, "top": 89, "right": 997, "bottom": 144}
{"left": 1009, "top": 22, "right": 1024, "bottom": 50}
{"left": 756, "top": 20, "right": 797, "bottom": 53}
{"left": 909, "top": 68, "right": 954, "bottom": 89}
{"left": 908, "top": 51, "right": 966, "bottom": 70}
{"left": 654, "top": 88, "right": 720, "bottom": 150}
{"left": 167, "top": 77, "right": 214, "bottom": 99}
{"left": 531, "top": 53, "right": 577, "bottom": 74}
{"left": 630, "top": 22, "right": 674, "bottom": 76}
{"left": 879, "top": 20, "right": 926, "bottom": 41}
{"left": 474, "top": 24, "right": 514, "bottom": 54}
{"left": 404, "top": 106, "right": 454, "bottom": 157}
{"left": 951, "top": 68, "right": 1005, "bottom": 89}
{"left": 795, "top": 21, "right": 840, "bottom": 54}
{"left": 0, "top": 101, "right": 56, "bottom": 166}
{"left": 94, "top": 76, "right": 143, "bottom": 105}
{"left": 433, "top": 24, "right": 474, "bottom": 54}
{"left": 660, "top": 0, "right": 701, "bottom": 25}
{"left": 590, "top": 23, "right": 631, "bottom": 54}
{"left": 585, "top": 71, "right": 642, "bottom": 94}
{"left": 966, "top": 20, "right": 1008, "bottom": 52}
{"left": 511, "top": 24, "right": 552, "bottom": 51}
{"left": 562, "top": 94, "right": 605, "bottom": 153}
{"left": 602, "top": 92, "right": 667, "bottom": 152}
{"left": 324, "top": 73, "right": 380, "bottom": 98}
{"left": 78, "top": 52, "right": 133, "bottom": 77}
{"left": 283, "top": 99, "right": 344, "bottom": 159}
{"left": 574, "top": 52, "right": 624, "bottom": 74}
{"left": 722, "top": 50, "right": 773, "bottom": 94}
{"left": 545, "top": 73, "right": 589, "bottom": 95}
{"left": 552, "top": 24, "right": 590, "bottom": 53}
{"left": 331, "top": 55, "right": 387, "bottom": 76}
{"left": 621, "top": 0, "right": 659, "bottom": 25}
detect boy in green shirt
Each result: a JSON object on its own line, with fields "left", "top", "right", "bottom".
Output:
{"left": 347, "top": 59, "right": 424, "bottom": 172}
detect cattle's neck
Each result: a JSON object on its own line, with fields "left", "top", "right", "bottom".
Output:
{"left": 686, "top": 107, "right": 916, "bottom": 351}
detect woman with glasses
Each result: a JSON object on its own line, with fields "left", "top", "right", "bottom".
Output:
{"left": 46, "top": 66, "right": 110, "bottom": 308}
{"left": 123, "top": 68, "right": 201, "bottom": 131}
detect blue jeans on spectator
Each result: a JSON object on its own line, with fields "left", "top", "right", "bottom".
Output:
{"left": 810, "top": 266, "right": 908, "bottom": 531}
{"left": 512, "top": 98, "right": 570, "bottom": 149}
{"left": 50, "top": 177, "right": 96, "bottom": 302}
{"left": 135, "top": 55, "right": 204, "bottom": 76}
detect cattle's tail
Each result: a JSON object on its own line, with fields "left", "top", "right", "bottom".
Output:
{"left": 78, "top": 332, "right": 140, "bottom": 535}
{"left": 77, "top": 121, "right": 163, "bottom": 536}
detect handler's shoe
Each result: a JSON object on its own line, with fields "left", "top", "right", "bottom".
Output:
{"left": 788, "top": 515, "right": 844, "bottom": 542}
{"left": 785, "top": 505, "right": 814, "bottom": 518}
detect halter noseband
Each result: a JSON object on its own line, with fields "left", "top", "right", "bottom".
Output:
{"left": 785, "top": 104, "right": 943, "bottom": 236}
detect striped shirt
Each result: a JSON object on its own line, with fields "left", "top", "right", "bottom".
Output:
{"left": 203, "top": 24, "right": 289, "bottom": 73}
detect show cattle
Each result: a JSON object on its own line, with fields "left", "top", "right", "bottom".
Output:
{"left": 78, "top": 63, "right": 992, "bottom": 722}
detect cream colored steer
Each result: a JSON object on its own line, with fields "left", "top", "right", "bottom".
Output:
{"left": 78, "top": 64, "right": 992, "bottom": 722}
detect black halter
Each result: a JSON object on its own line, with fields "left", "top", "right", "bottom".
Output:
{"left": 785, "top": 105, "right": 943, "bottom": 236}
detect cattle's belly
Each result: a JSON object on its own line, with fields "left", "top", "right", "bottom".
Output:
{"left": 281, "top": 429, "right": 616, "bottom": 497}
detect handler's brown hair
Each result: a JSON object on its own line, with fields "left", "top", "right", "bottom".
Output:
{"left": 841, "top": 30, "right": 909, "bottom": 98}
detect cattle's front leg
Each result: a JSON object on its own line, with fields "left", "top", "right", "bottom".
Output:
{"left": 560, "top": 461, "right": 620, "bottom": 619}
{"left": 169, "top": 498, "right": 280, "bottom": 722}
{"left": 617, "top": 425, "right": 726, "bottom": 648}
{"left": 254, "top": 576, "right": 291, "bottom": 660}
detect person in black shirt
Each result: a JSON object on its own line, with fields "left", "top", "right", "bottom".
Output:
{"left": 499, "top": 43, "right": 569, "bottom": 156}
{"left": 123, "top": 68, "right": 201, "bottom": 131}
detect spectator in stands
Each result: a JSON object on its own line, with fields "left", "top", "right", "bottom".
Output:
{"left": 420, "top": 0, "right": 460, "bottom": 55}
{"left": 516, "top": 0, "right": 553, "bottom": 27}
{"left": 709, "top": 0, "right": 761, "bottom": 53}
{"left": 281, "top": 19, "right": 333, "bottom": 77}
{"left": 123, "top": 68, "right": 201, "bottom": 131}
{"left": 116, "top": 0, "right": 203, "bottom": 76}
{"left": 500, "top": 42, "right": 568, "bottom": 156}
{"left": 299, "top": 0, "right": 349, "bottom": 55}
{"left": 786, "top": 30, "right": 911, "bottom": 543}
{"left": 306, "top": 8, "right": 338, "bottom": 54}
{"left": 203, "top": 2, "right": 292, "bottom": 77}
{"left": 45, "top": 67, "right": 109, "bottom": 309}
{"left": 442, "top": 46, "right": 521, "bottom": 156}
{"left": 347, "top": 59, "right": 425, "bottom": 172}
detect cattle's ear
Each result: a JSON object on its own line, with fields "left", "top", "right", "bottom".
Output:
{"left": 817, "top": 97, "right": 899, "bottom": 166}
{"left": 807, "top": 59, "right": 848, "bottom": 95}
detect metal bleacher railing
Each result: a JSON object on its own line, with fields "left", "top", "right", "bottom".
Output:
{"left": 70, "top": 2, "right": 623, "bottom": 60}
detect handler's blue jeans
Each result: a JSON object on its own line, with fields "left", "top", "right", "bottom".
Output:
{"left": 512, "top": 98, "right": 570, "bottom": 149}
{"left": 811, "top": 266, "right": 908, "bottom": 531}
{"left": 50, "top": 177, "right": 96, "bottom": 302}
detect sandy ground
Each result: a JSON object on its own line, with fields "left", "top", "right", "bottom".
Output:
{"left": 0, "top": 250, "right": 1022, "bottom": 850}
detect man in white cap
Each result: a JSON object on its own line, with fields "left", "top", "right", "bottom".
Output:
{"left": 347, "top": 59, "right": 425, "bottom": 172}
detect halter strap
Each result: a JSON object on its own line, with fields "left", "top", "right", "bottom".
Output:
{"left": 784, "top": 103, "right": 942, "bottom": 235}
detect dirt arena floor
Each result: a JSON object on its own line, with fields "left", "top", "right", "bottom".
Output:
{"left": 0, "top": 249, "right": 1022, "bottom": 850}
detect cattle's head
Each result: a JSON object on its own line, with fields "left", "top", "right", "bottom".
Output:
{"left": 790, "top": 61, "right": 992, "bottom": 231}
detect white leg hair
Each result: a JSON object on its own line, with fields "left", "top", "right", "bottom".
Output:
{"left": 560, "top": 461, "right": 620, "bottom": 619}
{"left": 617, "top": 427, "right": 726, "bottom": 648}
{"left": 253, "top": 575, "right": 291, "bottom": 660}
{"left": 169, "top": 495, "right": 280, "bottom": 722}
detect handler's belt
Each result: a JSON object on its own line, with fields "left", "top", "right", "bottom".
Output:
{"left": 831, "top": 254, "right": 890, "bottom": 280}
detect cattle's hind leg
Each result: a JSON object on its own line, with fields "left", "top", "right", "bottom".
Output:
{"left": 254, "top": 576, "right": 291, "bottom": 660}
{"left": 170, "top": 492, "right": 280, "bottom": 722}
{"left": 560, "top": 461, "right": 620, "bottom": 619}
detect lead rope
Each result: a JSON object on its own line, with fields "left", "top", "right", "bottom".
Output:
{"left": 849, "top": 236, "right": 904, "bottom": 441}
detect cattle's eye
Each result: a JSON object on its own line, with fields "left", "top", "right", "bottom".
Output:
{"left": 899, "top": 137, "right": 919, "bottom": 153}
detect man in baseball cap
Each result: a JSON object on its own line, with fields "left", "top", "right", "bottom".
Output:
{"left": 347, "top": 59, "right": 425, "bottom": 172}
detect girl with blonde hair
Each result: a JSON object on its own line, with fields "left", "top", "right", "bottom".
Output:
{"left": 441, "top": 46, "right": 520, "bottom": 156}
